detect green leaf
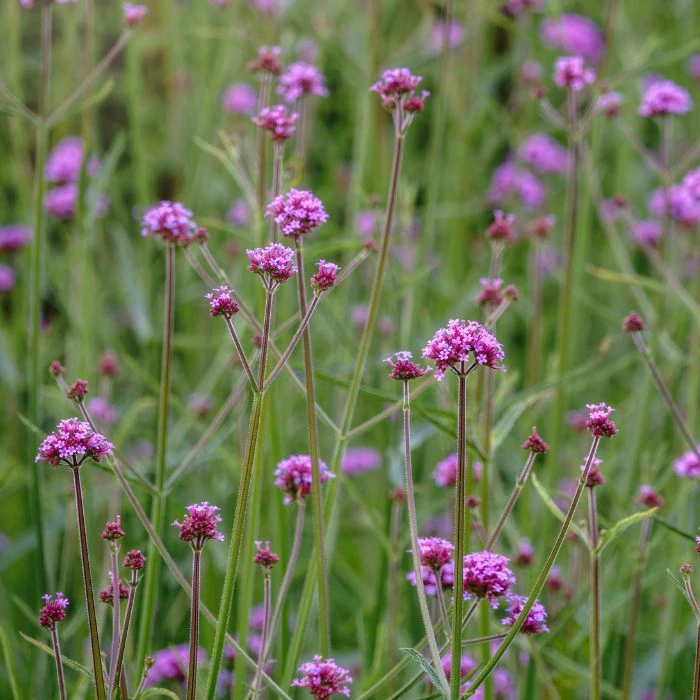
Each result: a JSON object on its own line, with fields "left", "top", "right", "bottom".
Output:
{"left": 19, "top": 631, "right": 93, "bottom": 679}
{"left": 399, "top": 648, "right": 448, "bottom": 698}
{"left": 531, "top": 473, "right": 588, "bottom": 544}
{"left": 136, "top": 689, "right": 183, "bottom": 699}
{"left": 586, "top": 265, "right": 666, "bottom": 292}
{"left": 596, "top": 508, "right": 658, "bottom": 555}
{"left": 492, "top": 391, "right": 544, "bottom": 452}
{"left": 653, "top": 516, "right": 697, "bottom": 542}
{"left": 0, "top": 627, "right": 20, "bottom": 700}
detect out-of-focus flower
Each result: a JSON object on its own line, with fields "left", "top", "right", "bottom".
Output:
{"left": 222, "top": 83, "right": 258, "bottom": 115}
{"left": 639, "top": 79, "right": 692, "bottom": 117}
{"left": 45, "top": 137, "right": 99, "bottom": 184}
{"left": 547, "top": 565, "right": 564, "bottom": 592}
{"left": 518, "top": 133, "right": 568, "bottom": 174}
{"left": 122, "top": 3, "right": 147, "bottom": 26}
{"left": 355, "top": 210, "right": 377, "bottom": 238}
{"left": 629, "top": 219, "right": 663, "bottom": 247}
{"left": 514, "top": 539, "right": 534, "bottom": 566}
{"left": 297, "top": 38, "right": 319, "bottom": 63}
{"left": 278, "top": 62, "right": 328, "bottom": 102}
{"left": 622, "top": 312, "right": 645, "bottom": 333}
{"left": 252, "top": 104, "right": 298, "bottom": 142}
{"left": 428, "top": 19, "right": 465, "bottom": 53}
{"left": 227, "top": 199, "right": 250, "bottom": 228}
{"left": 246, "top": 0, "right": 282, "bottom": 15}
{"left": 172, "top": 502, "right": 224, "bottom": 550}
{"left": 554, "top": 55, "right": 596, "bottom": 91}
{"left": 503, "top": 595, "right": 549, "bottom": 634}
{"left": 98, "top": 350, "right": 120, "bottom": 377}
{"left": 248, "top": 46, "right": 283, "bottom": 76}
{"left": 0, "top": 224, "right": 31, "bottom": 252}
{"left": 584, "top": 457, "right": 605, "bottom": 487}
{"left": 99, "top": 577, "right": 129, "bottom": 605}
{"left": 597, "top": 91, "right": 623, "bottom": 118}
{"left": 141, "top": 201, "right": 198, "bottom": 245}
{"left": 0, "top": 265, "right": 16, "bottom": 293}
{"left": 638, "top": 484, "right": 663, "bottom": 509}
{"left": 440, "top": 653, "right": 477, "bottom": 693}
{"left": 144, "top": 645, "right": 206, "bottom": 688}
{"left": 36, "top": 418, "right": 113, "bottom": 467}
{"left": 291, "top": 655, "right": 352, "bottom": 698}
{"left": 187, "top": 394, "right": 214, "bottom": 419}
{"left": 486, "top": 210, "right": 516, "bottom": 242}
{"left": 540, "top": 14, "right": 604, "bottom": 62}
{"left": 477, "top": 278, "right": 504, "bottom": 307}
{"left": 503, "top": 0, "right": 543, "bottom": 15}
{"left": 341, "top": 447, "right": 381, "bottom": 476}
{"left": 674, "top": 448, "right": 700, "bottom": 478}
{"left": 44, "top": 184, "right": 78, "bottom": 220}
{"left": 88, "top": 397, "right": 118, "bottom": 425}
{"left": 487, "top": 160, "right": 546, "bottom": 211}
{"left": 274, "top": 455, "right": 334, "bottom": 504}
{"left": 688, "top": 54, "right": 700, "bottom": 82}
{"left": 684, "top": 169, "right": 700, "bottom": 201}
{"left": 520, "top": 60, "right": 543, "bottom": 85}
{"left": 433, "top": 453, "right": 482, "bottom": 487}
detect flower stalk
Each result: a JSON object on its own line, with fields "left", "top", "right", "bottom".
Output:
{"left": 111, "top": 567, "right": 140, "bottom": 699}
{"left": 587, "top": 486, "right": 601, "bottom": 700}
{"left": 50, "top": 626, "right": 67, "bottom": 700}
{"left": 187, "top": 550, "right": 202, "bottom": 700}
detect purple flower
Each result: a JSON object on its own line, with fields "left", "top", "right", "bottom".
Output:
{"left": 253, "top": 540, "right": 280, "bottom": 571}
{"left": 554, "top": 55, "right": 596, "bottom": 91}
{"left": 503, "top": 0, "right": 543, "bottom": 15}
{"left": 428, "top": 20, "right": 465, "bottom": 53}
{"left": 311, "top": 260, "right": 340, "bottom": 292}
{"left": 355, "top": 210, "right": 377, "bottom": 238}
{"left": 385, "top": 351, "right": 430, "bottom": 381}
{"left": 145, "top": 645, "right": 206, "bottom": 688}
{"left": 99, "top": 577, "right": 130, "bottom": 605}
{"left": 266, "top": 189, "right": 328, "bottom": 238}
{"left": 585, "top": 403, "right": 618, "bottom": 438}
{"left": 638, "top": 485, "right": 663, "bottom": 509}
{"left": 36, "top": 418, "right": 113, "bottom": 467}
{"left": 247, "top": 243, "right": 297, "bottom": 288}
{"left": 407, "top": 563, "right": 453, "bottom": 595}
{"left": 584, "top": 457, "right": 605, "bottom": 487}
{"left": 477, "top": 278, "right": 504, "bottom": 307}
{"left": 503, "top": 595, "right": 549, "bottom": 634}
{"left": 274, "top": 455, "right": 334, "bottom": 504}
{"left": 422, "top": 319, "right": 505, "bottom": 380}
{"left": 514, "top": 539, "right": 534, "bottom": 566}
{"left": 649, "top": 186, "right": 700, "bottom": 228}
{"left": 172, "top": 502, "right": 224, "bottom": 550}
{"left": 227, "top": 198, "right": 250, "bottom": 227}
{"left": 124, "top": 549, "right": 147, "bottom": 570}
{"left": 518, "top": 133, "right": 569, "bottom": 174}
{"left": 45, "top": 137, "right": 99, "bottom": 184}
{"left": 101, "top": 515, "right": 125, "bottom": 542}
{"left": 341, "top": 447, "right": 381, "bottom": 476}
{"left": 44, "top": 184, "right": 78, "bottom": 220}
{"left": 252, "top": 104, "right": 298, "bottom": 142}
{"left": 248, "top": 46, "right": 283, "bottom": 76}
{"left": 39, "top": 593, "right": 69, "bottom": 629}
{"left": 122, "top": 3, "right": 147, "bottom": 26}
{"left": 486, "top": 210, "right": 516, "bottom": 242}
{"left": 462, "top": 551, "right": 516, "bottom": 607}
{"left": 597, "top": 91, "right": 623, "bottom": 118}
{"left": 522, "top": 427, "right": 549, "bottom": 453}
{"left": 278, "top": 62, "right": 328, "bottom": 102}
{"left": 684, "top": 169, "right": 700, "bottom": 201}
{"left": 639, "top": 79, "right": 692, "bottom": 117}
{"left": 487, "top": 160, "right": 546, "bottom": 211}
{"left": 415, "top": 537, "right": 453, "bottom": 569}
{"left": 622, "top": 313, "right": 645, "bottom": 333}
{"left": 440, "top": 653, "right": 477, "bottom": 691}
{"left": 689, "top": 54, "right": 700, "bottom": 81}
{"left": 88, "top": 397, "right": 118, "bottom": 425}
{"left": 433, "top": 453, "right": 482, "bottom": 488}
{"left": 674, "top": 448, "right": 700, "bottom": 478}
{"left": 297, "top": 38, "right": 320, "bottom": 63}
{"left": 222, "top": 83, "right": 258, "bottom": 115}
{"left": 0, "top": 265, "right": 16, "bottom": 293}
{"left": 206, "top": 285, "right": 240, "bottom": 318}
{"left": 370, "top": 68, "right": 429, "bottom": 112}
{"left": 540, "top": 14, "right": 604, "bottom": 62}
{"left": 629, "top": 219, "right": 662, "bottom": 247}
{"left": 141, "top": 201, "right": 198, "bottom": 245}
{"left": 291, "top": 655, "right": 352, "bottom": 699}
{"left": 66, "top": 378, "right": 88, "bottom": 402}
{"left": 0, "top": 224, "right": 31, "bottom": 252}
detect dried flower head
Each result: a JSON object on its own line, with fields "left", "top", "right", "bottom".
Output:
{"left": 522, "top": 427, "right": 549, "bottom": 453}
{"left": 172, "top": 502, "right": 224, "bottom": 550}
{"left": 99, "top": 577, "right": 130, "bottom": 605}
{"left": 639, "top": 79, "right": 693, "bottom": 117}
{"left": 39, "top": 593, "right": 69, "bottom": 629}
{"left": 423, "top": 319, "right": 505, "bottom": 380}
{"left": 206, "top": 286, "right": 240, "bottom": 318}
{"left": 638, "top": 485, "right": 663, "bottom": 509}
{"left": 585, "top": 403, "right": 618, "bottom": 438}
{"left": 278, "top": 62, "right": 328, "bottom": 102}
{"left": 36, "top": 418, "right": 113, "bottom": 468}
{"left": 101, "top": 515, "right": 125, "bottom": 542}
{"left": 253, "top": 541, "right": 280, "bottom": 572}
{"left": 477, "top": 278, "right": 504, "bottom": 307}
{"left": 462, "top": 551, "right": 516, "bottom": 607}
{"left": 673, "top": 448, "right": 700, "bottom": 478}
{"left": 124, "top": 549, "right": 147, "bottom": 571}
{"left": 122, "top": 3, "right": 147, "bottom": 26}
{"left": 266, "top": 189, "right": 328, "bottom": 238}
{"left": 49, "top": 359, "right": 66, "bottom": 377}
{"left": 252, "top": 105, "right": 298, "bottom": 142}
{"left": 291, "top": 655, "right": 352, "bottom": 699}
{"left": 311, "top": 260, "right": 340, "bottom": 292}
{"left": 248, "top": 45, "right": 283, "bottom": 76}
{"left": 385, "top": 351, "right": 430, "bottom": 381}
{"left": 66, "top": 378, "right": 89, "bottom": 402}
{"left": 247, "top": 243, "right": 297, "bottom": 289}
{"left": 623, "top": 312, "right": 645, "bottom": 333}
{"left": 486, "top": 210, "right": 516, "bottom": 242}
{"left": 554, "top": 55, "right": 596, "bottom": 91}
{"left": 142, "top": 201, "right": 198, "bottom": 245}
{"left": 503, "top": 595, "right": 549, "bottom": 634}
{"left": 274, "top": 454, "right": 335, "bottom": 504}
{"left": 415, "top": 537, "right": 454, "bottom": 569}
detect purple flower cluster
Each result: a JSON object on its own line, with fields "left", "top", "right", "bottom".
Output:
{"left": 101, "top": 515, "right": 125, "bottom": 542}
{"left": 487, "top": 160, "right": 546, "bottom": 211}
{"left": 518, "top": 133, "right": 568, "bottom": 174}
{"left": 124, "top": 549, "right": 147, "bottom": 570}
{"left": 144, "top": 645, "right": 206, "bottom": 688}
{"left": 291, "top": 655, "right": 352, "bottom": 699}
{"left": 407, "top": 562, "right": 454, "bottom": 596}
{"left": 503, "top": 595, "right": 549, "bottom": 634}
{"left": 36, "top": 418, "right": 113, "bottom": 468}
{"left": 629, "top": 219, "right": 662, "bottom": 247}
{"left": 648, "top": 185, "right": 700, "bottom": 229}
{"left": 311, "top": 260, "right": 340, "bottom": 292}
{"left": 639, "top": 79, "right": 692, "bottom": 117}
{"left": 278, "top": 62, "right": 328, "bottom": 102}
{"left": 370, "top": 68, "right": 429, "bottom": 113}
{"left": 253, "top": 105, "right": 298, "bottom": 142}
{"left": 89, "top": 397, "right": 118, "bottom": 425}
{"left": 522, "top": 427, "right": 550, "bottom": 453}
{"left": 540, "top": 13, "right": 604, "bottom": 62}
{"left": 266, "top": 189, "right": 328, "bottom": 238}
{"left": 45, "top": 137, "right": 99, "bottom": 184}
{"left": 141, "top": 201, "right": 199, "bottom": 245}
{"left": 462, "top": 550, "right": 516, "bottom": 607}
{"left": 416, "top": 537, "right": 454, "bottom": 569}
{"left": 385, "top": 351, "right": 430, "bottom": 381}
{"left": 253, "top": 540, "right": 280, "bottom": 571}
{"left": 585, "top": 403, "right": 618, "bottom": 438}
{"left": 222, "top": 83, "right": 258, "bottom": 115}
{"left": 554, "top": 55, "right": 596, "bottom": 91}
{"left": 206, "top": 285, "right": 240, "bottom": 318}
{"left": 428, "top": 20, "right": 465, "bottom": 53}
{"left": 0, "top": 225, "right": 31, "bottom": 253}
{"left": 274, "top": 455, "right": 335, "bottom": 504}
{"left": 477, "top": 278, "right": 504, "bottom": 307}
{"left": 674, "top": 448, "right": 700, "bottom": 478}
{"left": 248, "top": 46, "right": 283, "bottom": 76}
{"left": 122, "top": 3, "right": 147, "bottom": 26}
{"left": 341, "top": 447, "right": 381, "bottom": 476}
{"left": 39, "top": 593, "right": 69, "bottom": 629}
{"left": 486, "top": 210, "right": 516, "bottom": 242}
{"left": 597, "top": 91, "right": 623, "bottom": 118}
{"left": 172, "top": 502, "right": 224, "bottom": 550}
{"left": 422, "top": 319, "right": 505, "bottom": 380}
{"left": 433, "top": 453, "right": 482, "bottom": 488}
{"left": 639, "top": 485, "right": 663, "bottom": 509}
{"left": 99, "top": 577, "right": 129, "bottom": 605}
{"left": 247, "top": 243, "right": 297, "bottom": 288}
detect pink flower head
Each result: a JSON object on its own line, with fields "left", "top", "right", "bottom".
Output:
{"left": 206, "top": 285, "right": 239, "bottom": 318}
{"left": 518, "top": 133, "right": 568, "bottom": 174}
{"left": 540, "top": 14, "right": 604, "bottom": 62}
{"left": 172, "top": 502, "right": 224, "bottom": 550}
{"left": 291, "top": 655, "right": 352, "bottom": 699}
{"left": 547, "top": 566, "right": 564, "bottom": 592}
{"left": 477, "top": 278, "right": 503, "bottom": 307}
{"left": 311, "top": 260, "right": 340, "bottom": 292}
{"left": 141, "top": 201, "right": 198, "bottom": 245}
{"left": 227, "top": 198, "right": 250, "bottom": 228}
{"left": 585, "top": 402, "right": 618, "bottom": 438}
{"left": 44, "top": 184, "right": 78, "bottom": 220}
{"left": 278, "top": 62, "right": 328, "bottom": 102}
{"left": 49, "top": 360, "right": 66, "bottom": 377}
{"left": 45, "top": 137, "right": 99, "bottom": 184}
{"left": 522, "top": 427, "right": 549, "bottom": 453}
{"left": 415, "top": 537, "right": 454, "bottom": 569}
{"left": 222, "top": 83, "right": 258, "bottom": 115}
{"left": 88, "top": 397, "right": 118, "bottom": 425}
{"left": 520, "top": 59, "right": 543, "bottom": 85}
{"left": 423, "top": 319, "right": 505, "bottom": 380}
{"left": 145, "top": 645, "right": 206, "bottom": 688}
{"left": 639, "top": 79, "right": 692, "bottom": 117}
{"left": 503, "top": 595, "right": 549, "bottom": 634}
{"left": 124, "top": 549, "right": 147, "bottom": 570}
{"left": 39, "top": 593, "right": 69, "bottom": 629}
{"left": 370, "top": 68, "right": 426, "bottom": 110}
{"left": 98, "top": 350, "right": 119, "bottom": 377}
{"left": 246, "top": 0, "right": 282, "bottom": 15}
{"left": 488, "top": 161, "right": 546, "bottom": 211}
{"left": 248, "top": 46, "right": 283, "bottom": 76}
{"left": 503, "top": 0, "right": 543, "bottom": 15}
{"left": 266, "top": 189, "right": 328, "bottom": 238}
{"left": 122, "top": 3, "right": 147, "bottom": 26}
{"left": 274, "top": 455, "right": 334, "bottom": 504}
{"left": 253, "top": 540, "right": 280, "bottom": 571}
{"left": 515, "top": 539, "right": 534, "bottom": 566}
{"left": 385, "top": 351, "right": 430, "bottom": 381}
{"left": 433, "top": 453, "right": 482, "bottom": 488}
{"left": 101, "top": 515, "right": 125, "bottom": 542}
{"left": 252, "top": 104, "right": 298, "bottom": 142}
{"left": 597, "top": 91, "right": 623, "bottom": 118}
{"left": 684, "top": 169, "right": 700, "bottom": 201}
{"left": 440, "top": 653, "right": 477, "bottom": 690}
{"left": 638, "top": 485, "right": 663, "bottom": 509}
{"left": 406, "top": 565, "right": 448, "bottom": 595}
{"left": 0, "top": 225, "right": 31, "bottom": 252}
{"left": 246, "top": 243, "right": 297, "bottom": 288}
{"left": 629, "top": 219, "right": 663, "bottom": 247}
{"left": 341, "top": 446, "right": 381, "bottom": 476}
{"left": 99, "top": 577, "right": 130, "bottom": 605}
{"left": 650, "top": 186, "right": 700, "bottom": 229}
{"left": 486, "top": 210, "right": 516, "bottom": 242}
{"left": 0, "top": 265, "right": 15, "bottom": 290}
{"left": 584, "top": 457, "right": 605, "bottom": 487}
{"left": 623, "top": 312, "right": 645, "bottom": 333}
{"left": 428, "top": 20, "right": 465, "bottom": 53}
{"left": 674, "top": 448, "right": 700, "bottom": 478}
{"left": 462, "top": 551, "right": 515, "bottom": 607}
{"left": 36, "top": 418, "right": 113, "bottom": 468}
{"left": 66, "top": 378, "right": 88, "bottom": 401}
{"left": 554, "top": 55, "right": 596, "bottom": 91}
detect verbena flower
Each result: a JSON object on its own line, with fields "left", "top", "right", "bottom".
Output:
{"left": 462, "top": 551, "right": 515, "bottom": 607}
{"left": 422, "top": 319, "right": 505, "bottom": 380}
{"left": 39, "top": 593, "right": 69, "bottom": 629}
{"left": 144, "top": 645, "right": 206, "bottom": 688}
{"left": 597, "top": 91, "right": 623, "bottom": 118}
{"left": 674, "top": 448, "right": 700, "bottom": 478}
{"left": 227, "top": 199, "right": 250, "bottom": 227}
{"left": 88, "top": 397, "right": 118, "bottom": 425}
{"left": 440, "top": 652, "right": 477, "bottom": 693}
{"left": 689, "top": 54, "right": 700, "bottom": 81}
{"left": 141, "top": 201, "right": 198, "bottom": 245}
{"left": 584, "top": 457, "right": 605, "bottom": 487}
{"left": 370, "top": 68, "right": 429, "bottom": 112}
{"left": 623, "top": 312, "right": 645, "bottom": 333}
{"left": 172, "top": 502, "right": 224, "bottom": 550}
{"left": 428, "top": 19, "right": 465, "bottom": 53}
{"left": 639, "top": 79, "right": 692, "bottom": 117}
{"left": 253, "top": 541, "right": 280, "bottom": 572}
{"left": 206, "top": 286, "right": 240, "bottom": 318}
{"left": 49, "top": 360, "right": 66, "bottom": 377}
{"left": 311, "top": 260, "right": 340, "bottom": 292}
{"left": 684, "top": 169, "right": 700, "bottom": 201}
{"left": 124, "top": 549, "right": 147, "bottom": 570}
{"left": 415, "top": 537, "right": 454, "bottom": 569}
{"left": 554, "top": 55, "right": 596, "bottom": 91}
{"left": 248, "top": 46, "right": 283, "bottom": 76}
{"left": 488, "top": 160, "right": 546, "bottom": 210}
{"left": 266, "top": 189, "right": 328, "bottom": 238}
{"left": 518, "top": 133, "right": 568, "bottom": 174}
{"left": 122, "top": 3, "right": 147, "bottom": 26}
{"left": 291, "top": 655, "right": 352, "bottom": 698}
{"left": 274, "top": 455, "right": 335, "bottom": 504}
{"left": 629, "top": 220, "right": 662, "bottom": 247}
{"left": 45, "top": 136, "right": 99, "bottom": 184}
{"left": 252, "top": 105, "right": 298, "bottom": 142}
{"left": 101, "top": 515, "right": 125, "bottom": 542}
{"left": 66, "top": 378, "right": 89, "bottom": 401}
{"left": 477, "top": 278, "right": 504, "bottom": 307}
{"left": 0, "top": 225, "right": 31, "bottom": 252}
{"left": 638, "top": 485, "right": 663, "bottom": 509}
{"left": 514, "top": 539, "right": 534, "bottom": 566}
{"left": 222, "top": 83, "right": 258, "bottom": 115}
{"left": 44, "top": 184, "right": 78, "bottom": 220}
{"left": 0, "top": 267, "right": 16, "bottom": 292}
{"left": 341, "top": 447, "right": 381, "bottom": 476}
{"left": 247, "top": 243, "right": 297, "bottom": 288}
{"left": 585, "top": 403, "right": 618, "bottom": 438}
{"left": 36, "top": 418, "right": 113, "bottom": 468}
{"left": 433, "top": 453, "right": 482, "bottom": 488}
{"left": 98, "top": 351, "right": 120, "bottom": 377}
{"left": 540, "top": 14, "right": 604, "bottom": 62}
{"left": 278, "top": 62, "right": 328, "bottom": 102}
{"left": 522, "top": 427, "right": 549, "bottom": 453}
{"left": 385, "top": 351, "right": 430, "bottom": 381}
{"left": 99, "top": 577, "right": 130, "bottom": 605}
{"left": 503, "top": 0, "right": 543, "bottom": 16}
{"left": 503, "top": 595, "right": 549, "bottom": 634}
{"left": 486, "top": 210, "right": 516, "bottom": 242}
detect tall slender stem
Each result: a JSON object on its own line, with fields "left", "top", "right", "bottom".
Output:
{"left": 224, "top": 317, "right": 259, "bottom": 393}
{"left": 136, "top": 244, "right": 176, "bottom": 667}
{"left": 50, "top": 627, "right": 67, "bottom": 700}
{"left": 294, "top": 240, "right": 330, "bottom": 655}
{"left": 587, "top": 487, "right": 601, "bottom": 700}
{"left": 72, "top": 468, "right": 107, "bottom": 700}
{"left": 112, "top": 571, "right": 139, "bottom": 699}
{"left": 402, "top": 381, "right": 450, "bottom": 692}
{"left": 694, "top": 623, "right": 700, "bottom": 700}
{"left": 295, "top": 98, "right": 306, "bottom": 162}
{"left": 251, "top": 573, "right": 272, "bottom": 693}
{"left": 108, "top": 548, "right": 121, "bottom": 699}
{"left": 271, "top": 142, "right": 283, "bottom": 241}
{"left": 187, "top": 550, "right": 202, "bottom": 700}
{"left": 451, "top": 374, "right": 468, "bottom": 700}
{"left": 257, "top": 75, "right": 271, "bottom": 239}
{"left": 465, "top": 437, "right": 602, "bottom": 696}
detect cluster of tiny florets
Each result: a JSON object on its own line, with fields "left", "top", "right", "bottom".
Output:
{"left": 623, "top": 312, "right": 645, "bottom": 333}
{"left": 597, "top": 91, "right": 623, "bottom": 118}
{"left": 486, "top": 210, "right": 516, "bottom": 242}
{"left": 432, "top": 453, "right": 482, "bottom": 488}
{"left": 206, "top": 286, "right": 240, "bottom": 318}
{"left": 415, "top": 537, "right": 454, "bottom": 569}
{"left": 503, "top": 595, "right": 549, "bottom": 634}
{"left": 253, "top": 105, "right": 298, "bottom": 142}
{"left": 638, "top": 485, "right": 663, "bottom": 509}
{"left": 172, "top": 502, "right": 224, "bottom": 550}
{"left": 291, "top": 655, "right": 352, "bottom": 699}
{"left": 639, "top": 79, "right": 692, "bottom": 117}
{"left": 266, "top": 189, "right": 328, "bottom": 238}
{"left": 554, "top": 55, "right": 596, "bottom": 91}
{"left": 522, "top": 427, "right": 550, "bottom": 454}
{"left": 66, "top": 378, "right": 89, "bottom": 401}
{"left": 99, "top": 577, "right": 130, "bottom": 605}
{"left": 101, "top": 515, "right": 125, "bottom": 542}
{"left": 248, "top": 45, "right": 283, "bottom": 76}
{"left": 585, "top": 403, "right": 618, "bottom": 438}
{"left": 584, "top": 457, "right": 606, "bottom": 487}
{"left": 247, "top": 243, "right": 297, "bottom": 287}
{"left": 477, "top": 278, "right": 504, "bottom": 307}
{"left": 123, "top": 3, "right": 148, "bottom": 26}
{"left": 124, "top": 549, "right": 147, "bottom": 571}
{"left": 35, "top": 418, "right": 113, "bottom": 467}
{"left": 141, "top": 201, "right": 198, "bottom": 245}
{"left": 385, "top": 351, "right": 430, "bottom": 381}
{"left": 673, "top": 448, "right": 700, "bottom": 478}
{"left": 274, "top": 455, "right": 335, "bottom": 504}
{"left": 311, "top": 260, "right": 340, "bottom": 292}
{"left": 39, "top": 593, "right": 69, "bottom": 629}
{"left": 462, "top": 551, "right": 515, "bottom": 607}
{"left": 370, "top": 68, "right": 429, "bottom": 112}
{"left": 253, "top": 541, "right": 280, "bottom": 572}
{"left": 278, "top": 62, "right": 328, "bottom": 102}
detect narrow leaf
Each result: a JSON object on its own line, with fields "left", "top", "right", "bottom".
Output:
{"left": 399, "top": 648, "right": 448, "bottom": 698}
{"left": 596, "top": 508, "right": 658, "bottom": 555}
{"left": 531, "top": 473, "right": 588, "bottom": 544}
{"left": 19, "top": 631, "right": 93, "bottom": 679}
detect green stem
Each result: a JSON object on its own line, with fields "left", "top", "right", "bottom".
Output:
{"left": 271, "top": 141, "right": 283, "bottom": 241}
{"left": 187, "top": 550, "right": 201, "bottom": 700}
{"left": 587, "top": 487, "right": 601, "bottom": 700}
{"left": 112, "top": 571, "right": 139, "bottom": 699}
{"left": 251, "top": 573, "right": 272, "bottom": 694}
{"left": 107, "top": 547, "right": 121, "bottom": 699}
{"left": 694, "top": 623, "right": 700, "bottom": 700}
{"left": 50, "top": 626, "right": 67, "bottom": 700}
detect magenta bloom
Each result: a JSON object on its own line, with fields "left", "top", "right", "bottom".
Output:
{"left": 253, "top": 540, "right": 280, "bottom": 571}
{"left": 145, "top": 645, "right": 206, "bottom": 688}
{"left": 206, "top": 285, "right": 240, "bottom": 318}
{"left": 518, "top": 133, "right": 568, "bottom": 174}
{"left": 370, "top": 68, "right": 429, "bottom": 112}
{"left": 515, "top": 539, "right": 534, "bottom": 566}
{"left": 639, "top": 79, "right": 692, "bottom": 117}
{"left": 252, "top": 104, "right": 298, "bottom": 142}
{"left": 45, "top": 136, "right": 99, "bottom": 184}
{"left": 0, "top": 225, "right": 31, "bottom": 252}
{"left": 39, "top": 593, "right": 69, "bottom": 629}
{"left": 487, "top": 160, "right": 546, "bottom": 211}
{"left": 0, "top": 265, "right": 16, "bottom": 293}
{"left": 101, "top": 515, "right": 125, "bottom": 542}
{"left": 142, "top": 201, "right": 198, "bottom": 245}
{"left": 477, "top": 278, "right": 503, "bottom": 307}
{"left": 684, "top": 169, "right": 700, "bottom": 201}
{"left": 341, "top": 447, "right": 381, "bottom": 476}
{"left": 247, "top": 243, "right": 297, "bottom": 288}
{"left": 274, "top": 455, "right": 334, "bottom": 504}
{"left": 122, "top": 3, "right": 147, "bottom": 26}
{"left": 415, "top": 537, "right": 453, "bottom": 569}
{"left": 44, "top": 184, "right": 78, "bottom": 220}
{"left": 629, "top": 219, "right": 662, "bottom": 247}
{"left": 649, "top": 186, "right": 700, "bottom": 229}
{"left": 172, "top": 502, "right": 224, "bottom": 550}
{"left": 266, "top": 189, "right": 328, "bottom": 238}
{"left": 386, "top": 351, "right": 430, "bottom": 381}
{"left": 227, "top": 198, "right": 250, "bottom": 227}
{"left": 311, "top": 260, "right": 340, "bottom": 292}
{"left": 428, "top": 20, "right": 465, "bottom": 53}
{"left": 423, "top": 319, "right": 505, "bottom": 380}
{"left": 278, "top": 62, "right": 328, "bottom": 102}
{"left": 407, "top": 563, "right": 453, "bottom": 596}
{"left": 503, "top": 595, "right": 549, "bottom": 634}
{"left": 291, "top": 656, "right": 352, "bottom": 699}
{"left": 638, "top": 485, "right": 663, "bottom": 509}
{"left": 99, "top": 577, "right": 130, "bottom": 605}
{"left": 248, "top": 45, "right": 283, "bottom": 76}
{"left": 522, "top": 427, "right": 549, "bottom": 454}
{"left": 124, "top": 549, "right": 147, "bottom": 570}
{"left": 486, "top": 210, "right": 516, "bottom": 242}
{"left": 433, "top": 453, "right": 482, "bottom": 488}
{"left": 462, "top": 551, "right": 515, "bottom": 607}
{"left": 554, "top": 55, "right": 596, "bottom": 91}
{"left": 503, "top": 0, "right": 542, "bottom": 15}
{"left": 674, "top": 448, "right": 700, "bottom": 478}
{"left": 88, "top": 397, "right": 118, "bottom": 425}
{"left": 222, "top": 83, "right": 258, "bottom": 115}
{"left": 585, "top": 403, "right": 618, "bottom": 438}
{"left": 623, "top": 312, "right": 645, "bottom": 333}
{"left": 36, "top": 418, "right": 113, "bottom": 468}
{"left": 597, "top": 91, "right": 623, "bottom": 118}
{"left": 540, "top": 14, "right": 604, "bottom": 62}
